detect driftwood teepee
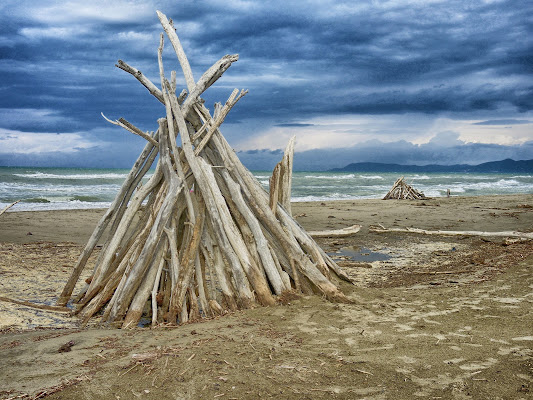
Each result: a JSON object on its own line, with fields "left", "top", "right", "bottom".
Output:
{"left": 57, "top": 11, "right": 350, "bottom": 328}
{"left": 383, "top": 177, "right": 427, "bottom": 200}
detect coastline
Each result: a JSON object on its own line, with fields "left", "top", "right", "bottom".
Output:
{"left": 1, "top": 193, "right": 531, "bottom": 244}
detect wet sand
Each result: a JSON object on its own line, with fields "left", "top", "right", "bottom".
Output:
{"left": 0, "top": 194, "right": 532, "bottom": 399}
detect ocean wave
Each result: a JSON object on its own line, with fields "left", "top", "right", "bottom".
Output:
{"left": 21, "top": 197, "right": 51, "bottom": 203}
{"left": 292, "top": 193, "right": 372, "bottom": 202}
{"left": 0, "top": 200, "right": 112, "bottom": 212}
{"left": 0, "top": 181, "right": 119, "bottom": 193}
{"left": 419, "top": 179, "right": 533, "bottom": 196}
{"left": 359, "top": 175, "right": 384, "bottom": 180}
{"left": 303, "top": 174, "right": 356, "bottom": 180}
{"left": 468, "top": 179, "right": 521, "bottom": 188}
{"left": 13, "top": 172, "right": 129, "bottom": 180}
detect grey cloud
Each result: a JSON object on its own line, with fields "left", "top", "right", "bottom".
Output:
{"left": 473, "top": 119, "right": 531, "bottom": 125}
{"left": 274, "top": 123, "right": 315, "bottom": 127}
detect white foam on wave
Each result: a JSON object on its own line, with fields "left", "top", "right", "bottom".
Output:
{"left": 13, "top": 172, "right": 129, "bottom": 180}
{"left": 0, "top": 181, "right": 119, "bottom": 195}
{"left": 359, "top": 175, "right": 384, "bottom": 180}
{"left": 303, "top": 174, "right": 356, "bottom": 180}
{"left": 1, "top": 200, "right": 112, "bottom": 212}
{"left": 467, "top": 179, "right": 521, "bottom": 188}
{"left": 292, "top": 193, "right": 374, "bottom": 202}
{"left": 418, "top": 178, "right": 533, "bottom": 197}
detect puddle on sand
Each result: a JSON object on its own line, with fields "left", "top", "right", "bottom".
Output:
{"left": 330, "top": 246, "right": 391, "bottom": 262}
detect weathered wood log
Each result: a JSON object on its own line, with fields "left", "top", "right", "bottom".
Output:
{"left": 369, "top": 225, "right": 533, "bottom": 240}
{"left": 309, "top": 224, "right": 362, "bottom": 237}
{"left": 269, "top": 136, "right": 295, "bottom": 215}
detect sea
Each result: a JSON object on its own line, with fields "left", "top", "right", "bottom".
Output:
{"left": 1, "top": 166, "right": 532, "bottom": 212}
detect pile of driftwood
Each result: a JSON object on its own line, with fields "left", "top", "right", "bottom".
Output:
{"left": 57, "top": 11, "right": 350, "bottom": 328}
{"left": 383, "top": 177, "right": 427, "bottom": 200}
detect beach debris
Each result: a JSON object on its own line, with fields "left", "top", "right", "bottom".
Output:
{"left": 58, "top": 340, "right": 75, "bottom": 353}
{"left": 57, "top": 11, "right": 352, "bottom": 328}
{"left": 383, "top": 177, "right": 427, "bottom": 200}
{"left": 369, "top": 225, "right": 533, "bottom": 240}
{"left": 0, "top": 200, "right": 20, "bottom": 217}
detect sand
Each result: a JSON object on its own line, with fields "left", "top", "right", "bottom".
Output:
{"left": 0, "top": 194, "right": 532, "bottom": 399}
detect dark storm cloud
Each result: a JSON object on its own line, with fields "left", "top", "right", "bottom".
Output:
{"left": 473, "top": 119, "right": 531, "bottom": 126}
{"left": 275, "top": 123, "right": 315, "bottom": 128}
{"left": 0, "top": 0, "right": 531, "bottom": 167}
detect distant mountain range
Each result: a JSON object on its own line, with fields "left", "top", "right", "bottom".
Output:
{"left": 329, "top": 158, "right": 533, "bottom": 173}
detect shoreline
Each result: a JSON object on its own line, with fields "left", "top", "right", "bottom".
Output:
{"left": 1, "top": 193, "right": 531, "bottom": 245}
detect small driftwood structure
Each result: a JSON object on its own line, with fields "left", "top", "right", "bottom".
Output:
{"left": 57, "top": 11, "right": 350, "bottom": 328}
{"left": 383, "top": 177, "right": 427, "bottom": 200}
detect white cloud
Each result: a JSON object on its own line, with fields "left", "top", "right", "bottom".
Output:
{"left": 0, "top": 108, "right": 71, "bottom": 128}
{"left": 117, "top": 31, "right": 155, "bottom": 42}
{"left": 0, "top": 128, "right": 100, "bottom": 154}
{"left": 19, "top": 26, "right": 89, "bottom": 40}
{"left": 22, "top": 1, "right": 154, "bottom": 24}
{"left": 233, "top": 113, "right": 533, "bottom": 152}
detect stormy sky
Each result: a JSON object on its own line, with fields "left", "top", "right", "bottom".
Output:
{"left": 0, "top": 0, "right": 532, "bottom": 170}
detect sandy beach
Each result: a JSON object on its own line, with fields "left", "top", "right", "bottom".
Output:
{"left": 0, "top": 194, "right": 532, "bottom": 399}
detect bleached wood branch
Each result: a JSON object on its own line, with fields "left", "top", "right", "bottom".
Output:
{"left": 115, "top": 60, "right": 164, "bottom": 103}
{"left": 0, "top": 200, "right": 19, "bottom": 216}
{"left": 309, "top": 224, "right": 362, "bottom": 238}
{"left": 156, "top": 10, "right": 196, "bottom": 92}
{"left": 193, "top": 88, "right": 248, "bottom": 156}
{"left": 185, "top": 54, "right": 240, "bottom": 107}
{"left": 101, "top": 113, "right": 158, "bottom": 146}
{"left": 0, "top": 296, "right": 71, "bottom": 313}
{"left": 158, "top": 35, "right": 196, "bottom": 224}
{"left": 269, "top": 136, "right": 295, "bottom": 215}
{"left": 369, "top": 225, "right": 533, "bottom": 240}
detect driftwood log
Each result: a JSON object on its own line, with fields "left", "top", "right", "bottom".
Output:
{"left": 269, "top": 136, "right": 295, "bottom": 215}
{"left": 369, "top": 225, "right": 533, "bottom": 240}
{"left": 383, "top": 177, "right": 427, "bottom": 200}
{"left": 57, "top": 11, "right": 351, "bottom": 328}
{"left": 308, "top": 225, "right": 362, "bottom": 238}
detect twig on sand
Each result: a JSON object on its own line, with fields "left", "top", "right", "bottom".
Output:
{"left": 0, "top": 296, "right": 71, "bottom": 313}
{"left": 0, "top": 200, "right": 20, "bottom": 217}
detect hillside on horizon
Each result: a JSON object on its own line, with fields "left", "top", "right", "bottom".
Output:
{"left": 329, "top": 158, "right": 533, "bottom": 173}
